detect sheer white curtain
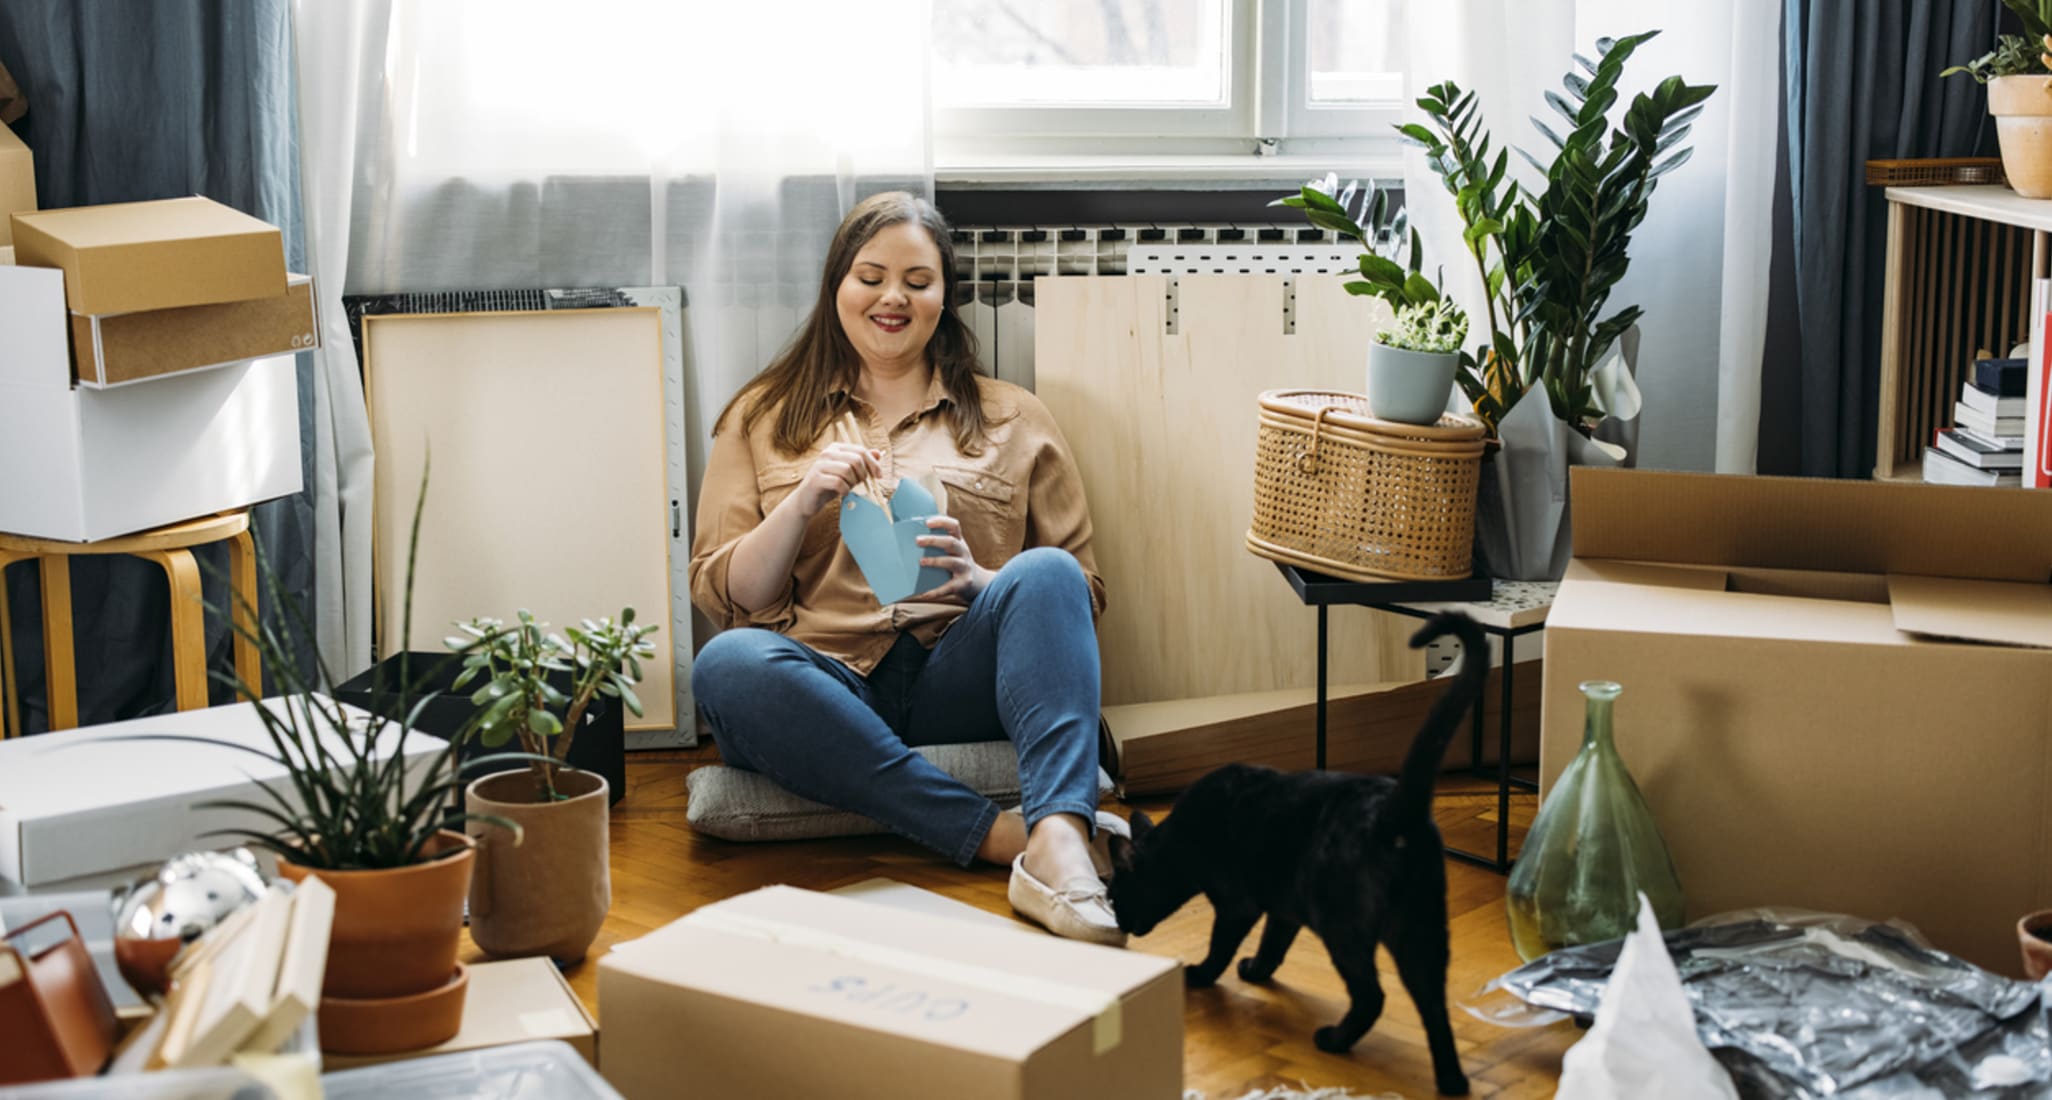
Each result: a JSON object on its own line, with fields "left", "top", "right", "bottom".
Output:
{"left": 1401, "top": 0, "right": 1781, "bottom": 473}
{"left": 293, "top": 0, "right": 932, "bottom": 677}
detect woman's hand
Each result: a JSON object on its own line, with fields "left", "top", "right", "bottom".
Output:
{"left": 791, "top": 442, "right": 885, "bottom": 519}
{"left": 914, "top": 515, "right": 994, "bottom": 602}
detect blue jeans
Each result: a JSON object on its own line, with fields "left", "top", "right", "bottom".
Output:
{"left": 692, "top": 547, "right": 1103, "bottom": 866}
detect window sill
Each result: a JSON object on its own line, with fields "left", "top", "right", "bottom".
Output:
{"left": 935, "top": 151, "right": 1405, "bottom": 190}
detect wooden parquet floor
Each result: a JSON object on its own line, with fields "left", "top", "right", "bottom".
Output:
{"left": 465, "top": 747, "right": 1575, "bottom": 1098}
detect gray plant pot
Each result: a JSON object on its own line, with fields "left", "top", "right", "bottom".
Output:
{"left": 1367, "top": 342, "right": 1458, "bottom": 425}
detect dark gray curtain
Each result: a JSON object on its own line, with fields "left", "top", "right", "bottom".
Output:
{"left": 1766, "top": 0, "right": 1996, "bottom": 477}
{"left": 0, "top": 0, "right": 314, "bottom": 731}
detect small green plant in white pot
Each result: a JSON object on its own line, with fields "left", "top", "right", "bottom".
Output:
{"left": 1369, "top": 297, "right": 1470, "bottom": 425}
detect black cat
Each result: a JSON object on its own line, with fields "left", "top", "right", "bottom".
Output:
{"left": 1106, "top": 611, "right": 1487, "bottom": 1097}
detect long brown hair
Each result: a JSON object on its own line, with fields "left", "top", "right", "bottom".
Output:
{"left": 715, "top": 191, "right": 993, "bottom": 456}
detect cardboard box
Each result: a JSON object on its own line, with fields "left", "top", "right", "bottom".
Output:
{"left": 599, "top": 886, "right": 1182, "bottom": 1100}
{"left": 71, "top": 274, "right": 317, "bottom": 388}
{"left": 11, "top": 196, "right": 285, "bottom": 315}
{"left": 0, "top": 698, "right": 447, "bottom": 886}
{"left": 1540, "top": 468, "right": 2052, "bottom": 973}
{"left": 0, "top": 246, "right": 14, "bottom": 264}
{"left": 0, "top": 274, "right": 302, "bottom": 542}
{"left": 322, "top": 958, "right": 597, "bottom": 1071}
{"left": 1104, "top": 666, "right": 1541, "bottom": 797}
{"left": 0, "top": 122, "right": 32, "bottom": 247}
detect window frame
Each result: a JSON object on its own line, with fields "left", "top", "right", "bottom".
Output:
{"left": 931, "top": 0, "right": 1406, "bottom": 168}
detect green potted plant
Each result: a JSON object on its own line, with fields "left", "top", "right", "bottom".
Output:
{"left": 1401, "top": 31, "right": 1714, "bottom": 578}
{"left": 1943, "top": 1, "right": 2052, "bottom": 198}
{"left": 111, "top": 467, "right": 524, "bottom": 1054}
{"left": 1369, "top": 297, "right": 1470, "bottom": 424}
{"left": 445, "top": 608, "right": 656, "bottom": 963}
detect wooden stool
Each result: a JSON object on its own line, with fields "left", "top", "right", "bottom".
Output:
{"left": 0, "top": 511, "right": 261, "bottom": 736}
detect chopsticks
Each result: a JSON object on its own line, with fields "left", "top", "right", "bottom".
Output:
{"left": 831, "top": 411, "right": 884, "bottom": 516}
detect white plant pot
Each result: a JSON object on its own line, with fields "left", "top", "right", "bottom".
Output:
{"left": 1367, "top": 342, "right": 1458, "bottom": 425}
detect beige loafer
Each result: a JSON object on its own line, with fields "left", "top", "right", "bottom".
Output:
{"left": 1008, "top": 855, "right": 1127, "bottom": 947}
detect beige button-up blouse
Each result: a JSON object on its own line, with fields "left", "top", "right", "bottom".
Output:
{"left": 689, "top": 372, "right": 1106, "bottom": 676}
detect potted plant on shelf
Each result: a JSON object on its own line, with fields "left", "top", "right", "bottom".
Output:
{"left": 445, "top": 608, "right": 657, "bottom": 964}
{"left": 1402, "top": 31, "right": 1714, "bottom": 579}
{"left": 1369, "top": 297, "right": 1470, "bottom": 425}
{"left": 1943, "top": 1, "right": 2052, "bottom": 198}
{"left": 112, "top": 468, "right": 523, "bottom": 1055}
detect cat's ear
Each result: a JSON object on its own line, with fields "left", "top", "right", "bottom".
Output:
{"left": 1107, "top": 833, "right": 1138, "bottom": 874}
{"left": 1129, "top": 810, "right": 1156, "bottom": 840}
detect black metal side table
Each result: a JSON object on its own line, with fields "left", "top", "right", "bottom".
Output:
{"left": 1274, "top": 562, "right": 1557, "bottom": 873}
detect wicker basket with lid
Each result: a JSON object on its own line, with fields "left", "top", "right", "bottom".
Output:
{"left": 1246, "top": 390, "right": 1487, "bottom": 582}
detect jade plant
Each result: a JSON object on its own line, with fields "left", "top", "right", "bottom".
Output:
{"left": 1379, "top": 298, "right": 1469, "bottom": 355}
{"left": 1403, "top": 30, "right": 1716, "bottom": 435}
{"left": 446, "top": 609, "right": 658, "bottom": 802}
{"left": 1942, "top": 1, "right": 2052, "bottom": 82}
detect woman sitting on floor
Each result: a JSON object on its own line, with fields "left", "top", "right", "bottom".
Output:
{"left": 688, "top": 191, "right": 1121, "bottom": 944}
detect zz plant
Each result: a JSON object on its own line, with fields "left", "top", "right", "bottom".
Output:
{"left": 447, "top": 609, "right": 658, "bottom": 802}
{"left": 1272, "top": 174, "right": 1444, "bottom": 311}
{"left": 1403, "top": 31, "right": 1715, "bottom": 435}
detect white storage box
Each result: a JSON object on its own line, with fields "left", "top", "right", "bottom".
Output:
{"left": 0, "top": 279, "right": 301, "bottom": 542}
{"left": 0, "top": 697, "right": 449, "bottom": 886}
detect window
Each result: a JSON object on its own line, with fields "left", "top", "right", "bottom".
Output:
{"left": 931, "top": 0, "right": 1405, "bottom": 165}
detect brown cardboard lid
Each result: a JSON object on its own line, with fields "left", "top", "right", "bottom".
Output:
{"left": 12, "top": 196, "right": 276, "bottom": 247}
{"left": 603, "top": 885, "right": 1176, "bottom": 1061}
{"left": 1889, "top": 574, "right": 2052, "bottom": 648}
{"left": 1572, "top": 468, "right": 2052, "bottom": 583}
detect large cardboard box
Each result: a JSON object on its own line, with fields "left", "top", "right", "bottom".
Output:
{"left": 0, "top": 122, "right": 32, "bottom": 247}
{"left": 72, "top": 274, "right": 318, "bottom": 388}
{"left": 11, "top": 196, "right": 285, "bottom": 315}
{"left": 322, "top": 958, "right": 598, "bottom": 1070}
{"left": 1541, "top": 468, "right": 2052, "bottom": 973}
{"left": 0, "top": 698, "right": 447, "bottom": 886}
{"left": 599, "top": 886, "right": 1182, "bottom": 1100}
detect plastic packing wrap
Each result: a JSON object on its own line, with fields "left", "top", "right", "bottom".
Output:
{"left": 1467, "top": 909, "right": 2052, "bottom": 1098}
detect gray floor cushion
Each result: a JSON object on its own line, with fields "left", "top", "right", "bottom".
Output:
{"left": 686, "top": 741, "right": 1117, "bottom": 842}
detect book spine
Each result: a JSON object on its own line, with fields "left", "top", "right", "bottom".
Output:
{"left": 2033, "top": 280, "right": 2052, "bottom": 489}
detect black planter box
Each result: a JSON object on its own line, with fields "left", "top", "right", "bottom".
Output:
{"left": 334, "top": 652, "right": 626, "bottom": 805}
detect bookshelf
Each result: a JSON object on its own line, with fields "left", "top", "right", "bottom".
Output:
{"left": 1876, "top": 185, "right": 2046, "bottom": 479}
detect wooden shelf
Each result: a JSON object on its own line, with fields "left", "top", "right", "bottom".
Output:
{"left": 1884, "top": 185, "right": 2052, "bottom": 232}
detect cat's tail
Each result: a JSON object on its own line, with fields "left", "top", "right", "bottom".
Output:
{"left": 1384, "top": 611, "right": 1490, "bottom": 831}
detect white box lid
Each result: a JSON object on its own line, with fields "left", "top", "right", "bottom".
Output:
{"left": 0, "top": 696, "right": 449, "bottom": 885}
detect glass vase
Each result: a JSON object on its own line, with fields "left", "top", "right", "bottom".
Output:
{"left": 1505, "top": 680, "right": 1684, "bottom": 961}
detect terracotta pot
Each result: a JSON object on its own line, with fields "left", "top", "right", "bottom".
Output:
{"left": 465, "top": 767, "right": 611, "bottom": 964}
{"left": 2020, "top": 910, "right": 2052, "bottom": 981}
{"left": 317, "top": 964, "right": 469, "bottom": 1055}
{"left": 275, "top": 830, "right": 475, "bottom": 1000}
{"left": 1989, "top": 76, "right": 2052, "bottom": 199}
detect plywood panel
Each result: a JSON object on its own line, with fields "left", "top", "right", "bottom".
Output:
{"left": 1035, "top": 274, "right": 1412, "bottom": 707}
{"left": 364, "top": 309, "right": 676, "bottom": 731}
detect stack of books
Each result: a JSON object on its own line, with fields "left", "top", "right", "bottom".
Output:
{"left": 1926, "top": 357, "right": 2026, "bottom": 487}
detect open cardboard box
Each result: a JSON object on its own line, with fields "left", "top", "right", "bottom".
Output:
{"left": 599, "top": 885, "right": 1181, "bottom": 1100}
{"left": 1540, "top": 469, "right": 2052, "bottom": 973}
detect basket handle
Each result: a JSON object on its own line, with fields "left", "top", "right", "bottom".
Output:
{"left": 1297, "top": 404, "right": 1347, "bottom": 474}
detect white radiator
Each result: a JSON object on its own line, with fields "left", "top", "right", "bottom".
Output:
{"left": 953, "top": 225, "right": 1365, "bottom": 391}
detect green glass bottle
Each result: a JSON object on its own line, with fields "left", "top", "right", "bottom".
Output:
{"left": 1505, "top": 680, "right": 1684, "bottom": 961}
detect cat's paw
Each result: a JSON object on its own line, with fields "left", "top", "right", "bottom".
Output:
{"left": 1183, "top": 963, "right": 1222, "bottom": 989}
{"left": 1434, "top": 1070, "right": 1471, "bottom": 1097}
{"left": 1236, "top": 957, "right": 1275, "bottom": 984}
{"left": 1313, "top": 1026, "right": 1357, "bottom": 1054}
